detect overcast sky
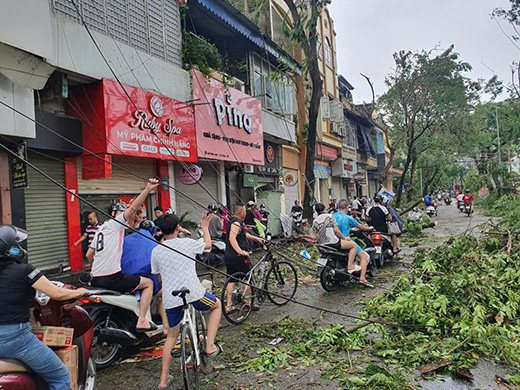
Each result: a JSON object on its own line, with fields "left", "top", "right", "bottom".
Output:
{"left": 329, "top": 0, "right": 517, "bottom": 103}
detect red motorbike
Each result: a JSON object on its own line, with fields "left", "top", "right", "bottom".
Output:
{"left": 0, "top": 282, "right": 96, "bottom": 390}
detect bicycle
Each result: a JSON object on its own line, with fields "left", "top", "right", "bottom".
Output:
{"left": 171, "top": 288, "right": 207, "bottom": 390}
{"left": 221, "top": 241, "right": 298, "bottom": 325}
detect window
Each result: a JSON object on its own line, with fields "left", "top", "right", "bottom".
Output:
{"left": 324, "top": 37, "right": 332, "bottom": 67}
{"left": 317, "top": 36, "right": 323, "bottom": 59}
{"left": 50, "top": 0, "right": 182, "bottom": 67}
{"left": 251, "top": 53, "right": 297, "bottom": 117}
{"left": 344, "top": 119, "right": 357, "bottom": 148}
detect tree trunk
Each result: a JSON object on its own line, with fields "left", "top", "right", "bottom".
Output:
{"left": 407, "top": 149, "right": 418, "bottom": 201}
{"left": 423, "top": 166, "right": 439, "bottom": 195}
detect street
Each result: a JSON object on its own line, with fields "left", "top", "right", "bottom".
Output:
{"left": 97, "top": 203, "right": 502, "bottom": 390}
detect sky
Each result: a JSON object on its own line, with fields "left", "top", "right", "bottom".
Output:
{"left": 328, "top": 0, "right": 517, "bottom": 104}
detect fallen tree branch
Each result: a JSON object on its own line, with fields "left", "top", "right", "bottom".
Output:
{"left": 345, "top": 317, "right": 386, "bottom": 333}
{"left": 402, "top": 221, "right": 438, "bottom": 232}
{"left": 398, "top": 198, "right": 425, "bottom": 216}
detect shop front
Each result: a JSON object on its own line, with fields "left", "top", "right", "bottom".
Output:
{"left": 69, "top": 78, "right": 197, "bottom": 268}
{"left": 191, "top": 70, "right": 264, "bottom": 212}
{"left": 316, "top": 143, "right": 340, "bottom": 203}
{"left": 314, "top": 160, "right": 331, "bottom": 204}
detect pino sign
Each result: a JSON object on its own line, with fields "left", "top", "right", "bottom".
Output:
{"left": 178, "top": 164, "right": 203, "bottom": 185}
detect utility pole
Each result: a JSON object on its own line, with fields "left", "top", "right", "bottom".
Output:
{"left": 496, "top": 104, "right": 501, "bottom": 164}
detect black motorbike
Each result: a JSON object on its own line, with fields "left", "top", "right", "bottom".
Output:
{"left": 316, "top": 243, "right": 376, "bottom": 292}
{"left": 351, "top": 228, "right": 394, "bottom": 268}
{"left": 444, "top": 196, "right": 452, "bottom": 205}
{"left": 197, "top": 239, "right": 226, "bottom": 268}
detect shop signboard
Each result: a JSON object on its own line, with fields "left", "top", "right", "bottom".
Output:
{"left": 255, "top": 141, "right": 280, "bottom": 176}
{"left": 314, "top": 161, "right": 330, "bottom": 179}
{"left": 316, "top": 143, "right": 338, "bottom": 160}
{"left": 283, "top": 170, "right": 298, "bottom": 187}
{"left": 192, "top": 70, "right": 264, "bottom": 165}
{"left": 243, "top": 174, "right": 258, "bottom": 188}
{"left": 71, "top": 78, "right": 197, "bottom": 162}
{"left": 348, "top": 183, "right": 356, "bottom": 193}
{"left": 354, "top": 171, "right": 366, "bottom": 184}
{"left": 9, "top": 143, "right": 28, "bottom": 189}
{"left": 178, "top": 164, "right": 203, "bottom": 185}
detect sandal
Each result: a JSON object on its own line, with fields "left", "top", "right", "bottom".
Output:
{"left": 359, "top": 281, "right": 374, "bottom": 288}
{"left": 158, "top": 374, "right": 174, "bottom": 389}
{"left": 225, "top": 305, "right": 236, "bottom": 314}
{"left": 243, "top": 303, "right": 260, "bottom": 311}
{"left": 348, "top": 265, "right": 362, "bottom": 274}
{"left": 205, "top": 343, "right": 224, "bottom": 358}
{"left": 136, "top": 322, "right": 158, "bottom": 333}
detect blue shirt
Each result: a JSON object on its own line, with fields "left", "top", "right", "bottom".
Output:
{"left": 121, "top": 229, "right": 161, "bottom": 295}
{"left": 424, "top": 195, "right": 434, "bottom": 206}
{"left": 333, "top": 211, "right": 359, "bottom": 238}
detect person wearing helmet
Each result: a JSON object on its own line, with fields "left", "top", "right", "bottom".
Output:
{"left": 366, "top": 195, "right": 401, "bottom": 256}
{"left": 86, "top": 178, "right": 160, "bottom": 332}
{"left": 207, "top": 204, "right": 223, "bottom": 240}
{"left": 0, "top": 225, "right": 88, "bottom": 390}
{"left": 462, "top": 189, "right": 474, "bottom": 212}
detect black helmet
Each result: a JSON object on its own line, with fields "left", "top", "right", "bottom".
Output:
{"left": 140, "top": 220, "right": 158, "bottom": 236}
{"left": 208, "top": 204, "right": 218, "bottom": 212}
{"left": 465, "top": 190, "right": 470, "bottom": 193}
{"left": 0, "top": 225, "right": 28, "bottom": 261}
{"left": 374, "top": 194, "right": 384, "bottom": 204}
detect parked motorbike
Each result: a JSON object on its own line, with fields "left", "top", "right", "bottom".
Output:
{"left": 316, "top": 244, "right": 377, "bottom": 292}
{"left": 444, "top": 196, "right": 452, "bottom": 206}
{"left": 0, "top": 282, "right": 96, "bottom": 390}
{"left": 426, "top": 205, "right": 438, "bottom": 217}
{"left": 197, "top": 239, "right": 226, "bottom": 268}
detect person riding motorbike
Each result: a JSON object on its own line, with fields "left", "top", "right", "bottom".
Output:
{"left": 457, "top": 192, "right": 464, "bottom": 210}
{"left": 424, "top": 194, "right": 437, "bottom": 210}
{"left": 120, "top": 220, "right": 169, "bottom": 335}
{"left": 366, "top": 195, "right": 401, "bottom": 256}
{"left": 290, "top": 200, "right": 304, "bottom": 235}
{"left": 313, "top": 203, "right": 372, "bottom": 287}
{"left": 0, "top": 225, "right": 88, "bottom": 390}
{"left": 463, "top": 190, "right": 474, "bottom": 213}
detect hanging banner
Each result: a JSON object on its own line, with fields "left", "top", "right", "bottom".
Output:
{"left": 192, "top": 70, "right": 264, "bottom": 165}
{"left": 9, "top": 143, "right": 28, "bottom": 189}
{"left": 70, "top": 78, "right": 197, "bottom": 162}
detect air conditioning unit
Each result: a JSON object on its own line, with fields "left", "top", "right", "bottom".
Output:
{"left": 243, "top": 164, "right": 254, "bottom": 173}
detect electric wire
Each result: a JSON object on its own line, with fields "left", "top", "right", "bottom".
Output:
{"left": 0, "top": 141, "right": 448, "bottom": 331}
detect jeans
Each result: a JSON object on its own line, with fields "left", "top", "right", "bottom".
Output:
{"left": 0, "top": 322, "right": 71, "bottom": 390}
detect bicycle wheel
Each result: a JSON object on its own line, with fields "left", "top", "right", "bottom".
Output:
{"left": 195, "top": 311, "right": 207, "bottom": 368}
{"left": 265, "top": 261, "right": 298, "bottom": 305}
{"left": 180, "top": 323, "right": 200, "bottom": 390}
{"left": 221, "top": 272, "right": 254, "bottom": 325}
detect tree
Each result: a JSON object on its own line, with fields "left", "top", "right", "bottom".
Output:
{"left": 281, "top": 0, "right": 330, "bottom": 220}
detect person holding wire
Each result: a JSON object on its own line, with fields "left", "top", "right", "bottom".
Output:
{"left": 86, "top": 178, "right": 159, "bottom": 332}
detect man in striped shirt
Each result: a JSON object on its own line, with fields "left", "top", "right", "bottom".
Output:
{"left": 74, "top": 212, "right": 101, "bottom": 248}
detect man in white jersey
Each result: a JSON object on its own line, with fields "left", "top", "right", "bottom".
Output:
{"left": 86, "top": 178, "right": 159, "bottom": 332}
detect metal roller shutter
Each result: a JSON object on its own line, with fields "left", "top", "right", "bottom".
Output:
{"left": 175, "top": 162, "right": 218, "bottom": 220}
{"left": 25, "top": 153, "right": 69, "bottom": 270}
{"left": 332, "top": 177, "right": 343, "bottom": 200}
{"left": 77, "top": 156, "right": 156, "bottom": 194}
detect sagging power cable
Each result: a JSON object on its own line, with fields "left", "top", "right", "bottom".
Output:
{"left": 0, "top": 141, "right": 449, "bottom": 331}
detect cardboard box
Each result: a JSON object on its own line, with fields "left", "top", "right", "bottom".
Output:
{"left": 32, "top": 326, "right": 74, "bottom": 347}
{"left": 55, "top": 345, "right": 78, "bottom": 390}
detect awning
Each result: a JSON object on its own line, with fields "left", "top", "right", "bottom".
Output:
{"left": 192, "top": 0, "right": 301, "bottom": 74}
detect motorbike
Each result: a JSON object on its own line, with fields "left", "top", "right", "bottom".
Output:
{"left": 197, "top": 239, "right": 226, "bottom": 268}
{"left": 316, "top": 243, "right": 377, "bottom": 292}
{"left": 0, "top": 282, "right": 96, "bottom": 390}
{"left": 292, "top": 211, "right": 303, "bottom": 235}
{"left": 426, "top": 205, "right": 438, "bottom": 217}
{"left": 464, "top": 203, "right": 473, "bottom": 216}
{"left": 367, "top": 231, "right": 395, "bottom": 268}
{"left": 444, "top": 196, "right": 452, "bottom": 206}
{"left": 81, "top": 273, "right": 213, "bottom": 370}
{"left": 457, "top": 199, "right": 465, "bottom": 212}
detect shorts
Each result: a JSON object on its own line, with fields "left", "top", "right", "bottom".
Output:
{"left": 325, "top": 240, "right": 361, "bottom": 255}
{"left": 165, "top": 291, "right": 217, "bottom": 328}
{"left": 91, "top": 272, "right": 141, "bottom": 294}
{"left": 225, "top": 260, "right": 251, "bottom": 276}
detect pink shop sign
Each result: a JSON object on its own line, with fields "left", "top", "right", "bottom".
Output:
{"left": 192, "top": 70, "right": 264, "bottom": 165}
